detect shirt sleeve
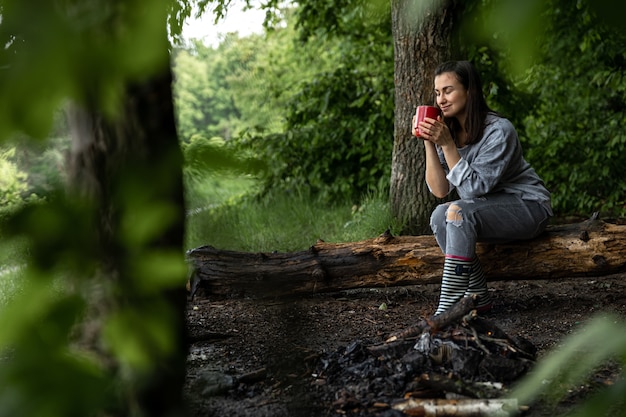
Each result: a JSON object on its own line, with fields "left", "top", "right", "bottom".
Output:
{"left": 446, "top": 123, "right": 517, "bottom": 199}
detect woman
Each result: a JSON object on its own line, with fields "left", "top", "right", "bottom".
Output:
{"left": 413, "top": 61, "right": 552, "bottom": 315}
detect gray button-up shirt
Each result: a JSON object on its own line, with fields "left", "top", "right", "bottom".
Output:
{"left": 435, "top": 113, "right": 553, "bottom": 215}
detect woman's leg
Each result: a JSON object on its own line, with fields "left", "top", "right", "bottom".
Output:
{"left": 434, "top": 253, "right": 474, "bottom": 315}
{"left": 465, "top": 256, "right": 490, "bottom": 310}
{"left": 431, "top": 202, "right": 475, "bottom": 315}
{"left": 430, "top": 194, "right": 550, "bottom": 315}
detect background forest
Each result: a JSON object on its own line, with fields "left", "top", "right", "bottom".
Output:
{"left": 176, "top": 0, "right": 626, "bottom": 225}
{"left": 4, "top": 0, "right": 626, "bottom": 245}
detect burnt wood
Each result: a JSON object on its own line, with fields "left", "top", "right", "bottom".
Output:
{"left": 187, "top": 218, "right": 626, "bottom": 299}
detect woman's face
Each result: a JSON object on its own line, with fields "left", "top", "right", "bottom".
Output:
{"left": 434, "top": 72, "right": 468, "bottom": 120}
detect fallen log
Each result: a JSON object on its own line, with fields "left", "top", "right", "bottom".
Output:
{"left": 187, "top": 217, "right": 626, "bottom": 298}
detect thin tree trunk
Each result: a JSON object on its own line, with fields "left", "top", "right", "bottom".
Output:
{"left": 390, "top": 0, "right": 462, "bottom": 234}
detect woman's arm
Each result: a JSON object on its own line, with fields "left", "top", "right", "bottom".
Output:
{"left": 448, "top": 118, "right": 520, "bottom": 198}
{"left": 424, "top": 141, "right": 450, "bottom": 198}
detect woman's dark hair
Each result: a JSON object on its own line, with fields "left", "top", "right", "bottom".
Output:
{"left": 434, "top": 60, "right": 494, "bottom": 145}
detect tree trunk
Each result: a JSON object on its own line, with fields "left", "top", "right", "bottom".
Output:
{"left": 67, "top": 64, "right": 187, "bottom": 417}
{"left": 187, "top": 219, "right": 626, "bottom": 299}
{"left": 389, "top": 0, "right": 462, "bottom": 234}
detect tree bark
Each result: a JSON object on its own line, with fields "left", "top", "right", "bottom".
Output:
{"left": 188, "top": 219, "right": 626, "bottom": 299}
{"left": 67, "top": 60, "right": 187, "bottom": 417}
{"left": 390, "top": 0, "right": 462, "bottom": 234}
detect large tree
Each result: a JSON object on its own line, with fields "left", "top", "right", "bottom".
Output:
{"left": 0, "top": 1, "right": 189, "bottom": 415}
{"left": 66, "top": 75, "right": 187, "bottom": 416}
{"left": 389, "top": 0, "right": 463, "bottom": 234}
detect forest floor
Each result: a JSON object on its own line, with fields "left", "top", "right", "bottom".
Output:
{"left": 183, "top": 271, "right": 626, "bottom": 417}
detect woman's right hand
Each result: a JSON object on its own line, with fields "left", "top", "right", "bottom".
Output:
{"left": 419, "top": 116, "right": 455, "bottom": 149}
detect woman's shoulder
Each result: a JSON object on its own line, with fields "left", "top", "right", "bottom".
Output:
{"left": 484, "top": 113, "right": 516, "bottom": 136}
{"left": 485, "top": 112, "right": 513, "bottom": 127}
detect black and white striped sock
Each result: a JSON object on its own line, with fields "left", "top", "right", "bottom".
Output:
{"left": 464, "top": 257, "right": 492, "bottom": 309}
{"left": 435, "top": 255, "right": 472, "bottom": 316}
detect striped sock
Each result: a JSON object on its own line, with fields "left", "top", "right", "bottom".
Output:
{"left": 435, "top": 255, "right": 472, "bottom": 316}
{"left": 464, "top": 257, "right": 492, "bottom": 309}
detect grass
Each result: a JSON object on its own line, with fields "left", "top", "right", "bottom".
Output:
{"left": 0, "top": 172, "right": 400, "bottom": 303}
{"left": 184, "top": 174, "right": 401, "bottom": 252}
{"left": 0, "top": 217, "right": 27, "bottom": 304}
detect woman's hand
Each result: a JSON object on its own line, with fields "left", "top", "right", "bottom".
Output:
{"left": 418, "top": 116, "right": 455, "bottom": 148}
{"left": 411, "top": 115, "right": 420, "bottom": 137}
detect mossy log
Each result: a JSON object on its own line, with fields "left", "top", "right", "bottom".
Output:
{"left": 186, "top": 218, "right": 626, "bottom": 298}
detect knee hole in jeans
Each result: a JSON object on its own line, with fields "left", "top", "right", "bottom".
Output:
{"left": 446, "top": 204, "right": 463, "bottom": 227}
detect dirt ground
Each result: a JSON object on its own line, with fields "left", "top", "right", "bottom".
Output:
{"left": 184, "top": 272, "right": 626, "bottom": 417}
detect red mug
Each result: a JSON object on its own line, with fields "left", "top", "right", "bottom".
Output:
{"left": 414, "top": 105, "right": 441, "bottom": 137}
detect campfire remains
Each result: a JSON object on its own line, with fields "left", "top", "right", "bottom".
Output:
{"left": 310, "top": 296, "right": 536, "bottom": 416}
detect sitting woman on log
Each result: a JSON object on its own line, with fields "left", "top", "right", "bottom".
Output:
{"left": 413, "top": 60, "right": 553, "bottom": 315}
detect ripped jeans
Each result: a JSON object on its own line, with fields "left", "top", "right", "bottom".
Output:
{"left": 430, "top": 193, "right": 551, "bottom": 259}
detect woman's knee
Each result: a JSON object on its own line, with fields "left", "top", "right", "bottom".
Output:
{"left": 431, "top": 200, "right": 473, "bottom": 232}
{"left": 430, "top": 203, "right": 450, "bottom": 233}
{"left": 445, "top": 203, "right": 464, "bottom": 226}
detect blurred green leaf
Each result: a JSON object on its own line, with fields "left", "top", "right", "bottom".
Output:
{"left": 512, "top": 315, "right": 626, "bottom": 406}
{"left": 0, "top": 0, "right": 170, "bottom": 140}
{"left": 103, "top": 302, "right": 177, "bottom": 371}
{"left": 0, "top": 280, "right": 64, "bottom": 346}
{"left": 120, "top": 201, "right": 180, "bottom": 249}
{"left": 129, "top": 250, "right": 187, "bottom": 293}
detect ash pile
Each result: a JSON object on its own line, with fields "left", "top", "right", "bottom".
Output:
{"left": 310, "top": 297, "right": 536, "bottom": 416}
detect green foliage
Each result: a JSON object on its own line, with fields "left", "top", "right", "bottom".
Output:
{"left": 339, "top": 185, "right": 405, "bottom": 242}
{"left": 519, "top": 0, "right": 626, "bottom": 216}
{"left": 8, "top": 130, "right": 69, "bottom": 199}
{"left": 183, "top": 135, "right": 260, "bottom": 176}
{"left": 512, "top": 314, "right": 626, "bottom": 416}
{"left": 1, "top": 194, "right": 187, "bottom": 415}
{"left": 0, "top": 286, "right": 112, "bottom": 417}
{"left": 172, "top": 3, "right": 395, "bottom": 204}
{"left": 184, "top": 169, "right": 257, "bottom": 213}
{"left": 464, "top": 0, "right": 626, "bottom": 217}
{"left": 233, "top": 2, "right": 394, "bottom": 203}
{"left": 186, "top": 189, "right": 347, "bottom": 251}
{"left": 0, "top": 147, "right": 30, "bottom": 207}
{"left": 0, "top": 0, "right": 172, "bottom": 140}
{"left": 182, "top": 135, "right": 263, "bottom": 217}
{"left": 221, "top": 24, "right": 310, "bottom": 136}
{"left": 173, "top": 43, "right": 244, "bottom": 141}
{"left": 240, "top": 64, "right": 394, "bottom": 202}
{"left": 294, "top": 0, "right": 390, "bottom": 42}
{"left": 173, "top": 7, "right": 341, "bottom": 144}
{"left": 172, "top": 48, "right": 217, "bottom": 141}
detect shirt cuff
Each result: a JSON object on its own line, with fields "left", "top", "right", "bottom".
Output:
{"left": 446, "top": 158, "right": 470, "bottom": 187}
